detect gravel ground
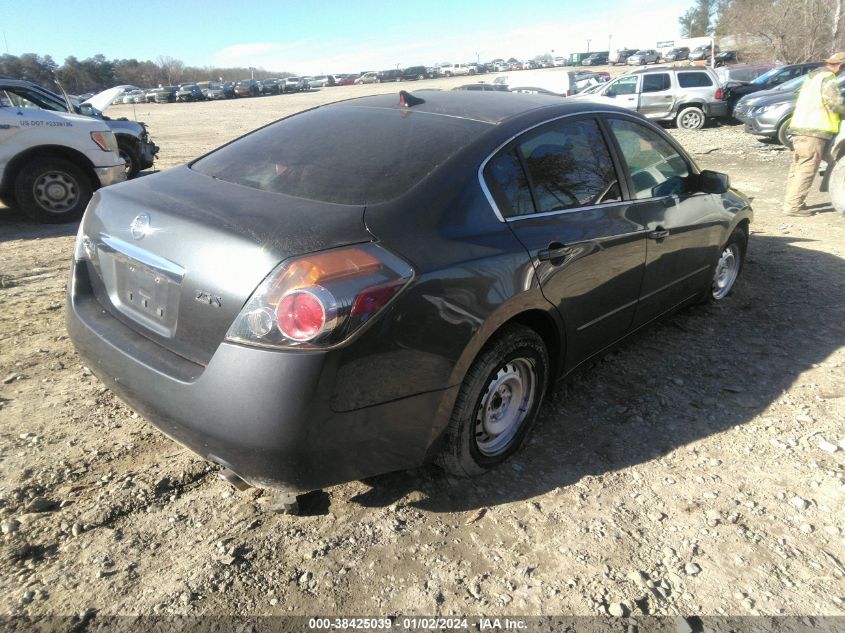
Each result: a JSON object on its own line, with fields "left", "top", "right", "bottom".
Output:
{"left": 1, "top": 74, "right": 844, "bottom": 619}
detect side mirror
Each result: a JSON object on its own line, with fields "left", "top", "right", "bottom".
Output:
{"left": 699, "top": 169, "right": 730, "bottom": 194}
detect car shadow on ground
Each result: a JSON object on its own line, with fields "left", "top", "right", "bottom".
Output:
{"left": 350, "top": 234, "right": 845, "bottom": 513}
{"left": 0, "top": 204, "right": 78, "bottom": 242}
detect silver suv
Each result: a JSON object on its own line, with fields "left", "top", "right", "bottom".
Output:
{"left": 569, "top": 67, "right": 727, "bottom": 129}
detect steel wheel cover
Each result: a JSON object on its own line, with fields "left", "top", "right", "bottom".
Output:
{"left": 681, "top": 110, "right": 703, "bottom": 128}
{"left": 712, "top": 243, "right": 740, "bottom": 300}
{"left": 33, "top": 171, "right": 79, "bottom": 214}
{"left": 475, "top": 357, "right": 537, "bottom": 456}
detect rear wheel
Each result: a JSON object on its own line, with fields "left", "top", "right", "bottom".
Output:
{"left": 676, "top": 106, "right": 706, "bottom": 130}
{"left": 14, "top": 157, "right": 93, "bottom": 223}
{"left": 438, "top": 324, "right": 549, "bottom": 477}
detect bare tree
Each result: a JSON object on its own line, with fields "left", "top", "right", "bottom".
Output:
{"left": 717, "top": 0, "right": 836, "bottom": 63}
{"left": 156, "top": 55, "right": 185, "bottom": 86}
{"left": 834, "top": 0, "right": 845, "bottom": 49}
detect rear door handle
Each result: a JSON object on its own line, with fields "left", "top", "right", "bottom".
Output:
{"left": 537, "top": 244, "right": 572, "bottom": 261}
{"left": 648, "top": 228, "right": 670, "bottom": 240}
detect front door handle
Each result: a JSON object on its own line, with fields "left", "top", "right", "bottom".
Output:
{"left": 648, "top": 228, "right": 670, "bottom": 240}
{"left": 537, "top": 243, "right": 572, "bottom": 261}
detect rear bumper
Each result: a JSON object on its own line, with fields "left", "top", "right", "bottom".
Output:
{"left": 706, "top": 101, "right": 729, "bottom": 118}
{"left": 95, "top": 165, "right": 127, "bottom": 188}
{"left": 66, "top": 262, "right": 454, "bottom": 493}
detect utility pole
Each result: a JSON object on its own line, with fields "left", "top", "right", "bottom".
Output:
{"left": 608, "top": 34, "right": 612, "bottom": 54}
{"left": 586, "top": 39, "right": 591, "bottom": 53}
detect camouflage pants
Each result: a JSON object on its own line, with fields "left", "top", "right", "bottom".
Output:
{"left": 782, "top": 136, "right": 829, "bottom": 213}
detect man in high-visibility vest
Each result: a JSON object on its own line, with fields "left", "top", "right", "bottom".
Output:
{"left": 783, "top": 52, "right": 845, "bottom": 217}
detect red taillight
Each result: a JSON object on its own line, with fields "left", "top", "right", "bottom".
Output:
{"left": 276, "top": 290, "right": 326, "bottom": 341}
{"left": 226, "top": 244, "right": 414, "bottom": 349}
{"left": 350, "top": 280, "right": 405, "bottom": 320}
{"left": 715, "top": 87, "right": 724, "bottom": 100}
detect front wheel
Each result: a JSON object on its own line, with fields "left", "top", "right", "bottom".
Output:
{"left": 777, "top": 118, "right": 793, "bottom": 148}
{"left": 14, "top": 157, "right": 93, "bottom": 223}
{"left": 709, "top": 227, "right": 747, "bottom": 301}
{"left": 118, "top": 139, "right": 141, "bottom": 179}
{"left": 676, "top": 106, "right": 706, "bottom": 130}
{"left": 829, "top": 159, "right": 845, "bottom": 213}
{"left": 437, "top": 324, "right": 549, "bottom": 477}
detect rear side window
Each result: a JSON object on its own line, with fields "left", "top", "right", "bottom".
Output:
{"left": 484, "top": 150, "right": 535, "bottom": 217}
{"left": 607, "top": 118, "right": 690, "bottom": 199}
{"left": 519, "top": 118, "right": 621, "bottom": 213}
{"left": 642, "top": 74, "right": 671, "bottom": 93}
{"left": 192, "top": 106, "right": 487, "bottom": 205}
{"left": 677, "top": 72, "right": 713, "bottom": 88}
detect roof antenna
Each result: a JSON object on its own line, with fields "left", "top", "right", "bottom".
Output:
{"left": 399, "top": 90, "right": 425, "bottom": 107}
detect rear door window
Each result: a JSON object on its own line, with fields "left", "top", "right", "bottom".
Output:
{"left": 642, "top": 73, "right": 671, "bottom": 93}
{"left": 677, "top": 72, "right": 713, "bottom": 88}
{"left": 518, "top": 118, "right": 621, "bottom": 212}
{"left": 607, "top": 118, "right": 690, "bottom": 199}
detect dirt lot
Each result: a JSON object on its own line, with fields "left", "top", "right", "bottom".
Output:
{"left": 1, "top": 73, "right": 844, "bottom": 619}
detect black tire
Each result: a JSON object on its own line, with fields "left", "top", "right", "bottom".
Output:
{"left": 14, "top": 157, "right": 93, "bottom": 223}
{"left": 706, "top": 225, "right": 747, "bottom": 302}
{"left": 676, "top": 106, "right": 706, "bottom": 130}
{"left": 437, "top": 324, "right": 549, "bottom": 477}
{"left": 829, "top": 159, "right": 845, "bottom": 214}
{"left": 118, "top": 139, "right": 141, "bottom": 179}
{"left": 777, "top": 117, "right": 793, "bottom": 148}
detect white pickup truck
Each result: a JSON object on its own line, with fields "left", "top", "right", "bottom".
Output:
{"left": 437, "top": 63, "right": 471, "bottom": 77}
{"left": 0, "top": 90, "right": 125, "bottom": 222}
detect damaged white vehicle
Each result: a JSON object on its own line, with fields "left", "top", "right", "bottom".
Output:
{"left": 1, "top": 80, "right": 158, "bottom": 178}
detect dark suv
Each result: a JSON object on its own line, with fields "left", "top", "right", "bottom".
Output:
{"left": 662, "top": 47, "right": 690, "bottom": 62}
{"left": 402, "top": 66, "right": 430, "bottom": 81}
{"left": 378, "top": 69, "right": 404, "bottom": 82}
{"left": 176, "top": 84, "right": 204, "bottom": 102}
{"left": 154, "top": 86, "right": 177, "bottom": 103}
{"left": 260, "top": 79, "right": 281, "bottom": 95}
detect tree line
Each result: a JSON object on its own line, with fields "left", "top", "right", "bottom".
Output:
{"left": 0, "top": 53, "right": 293, "bottom": 94}
{"left": 679, "top": 0, "right": 845, "bottom": 63}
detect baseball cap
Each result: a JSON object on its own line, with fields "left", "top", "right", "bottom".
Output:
{"left": 826, "top": 52, "right": 845, "bottom": 64}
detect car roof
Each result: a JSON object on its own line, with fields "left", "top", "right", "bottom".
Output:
{"left": 630, "top": 66, "right": 714, "bottom": 75}
{"left": 329, "top": 90, "right": 627, "bottom": 125}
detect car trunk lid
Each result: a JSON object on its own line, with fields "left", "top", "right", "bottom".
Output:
{"left": 80, "top": 166, "right": 371, "bottom": 366}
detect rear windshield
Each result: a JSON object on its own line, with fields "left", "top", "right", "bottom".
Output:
{"left": 192, "top": 105, "right": 487, "bottom": 205}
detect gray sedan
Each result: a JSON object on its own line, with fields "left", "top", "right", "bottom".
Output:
{"left": 66, "top": 92, "right": 751, "bottom": 514}
{"left": 627, "top": 50, "right": 659, "bottom": 65}
{"left": 742, "top": 75, "right": 845, "bottom": 145}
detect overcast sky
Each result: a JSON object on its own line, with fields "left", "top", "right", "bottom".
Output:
{"left": 5, "top": 0, "right": 695, "bottom": 75}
